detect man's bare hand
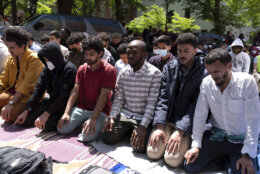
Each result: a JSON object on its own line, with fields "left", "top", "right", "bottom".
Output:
{"left": 57, "top": 113, "right": 70, "bottom": 129}
{"left": 184, "top": 147, "right": 200, "bottom": 164}
{"left": 131, "top": 125, "right": 146, "bottom": 150}
{"left": 236, "top": 154, "right": 256, "bottom": 174}
{"left": 166, "top": 130, "right": 184, "bottom": 154}
{"left": 102, "top": 117, "right": 115, "bottom": 132}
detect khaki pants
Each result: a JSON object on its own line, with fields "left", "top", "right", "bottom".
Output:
{"left": 0, "top": 93, "right": 26, "bottom": 123}
{"left": 147, "top": 123, "right": 191, "bottom": 167}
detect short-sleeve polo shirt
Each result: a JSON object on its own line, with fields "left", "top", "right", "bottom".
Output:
{"left": 75, "top": 60, "right": 117, "bottom": 115}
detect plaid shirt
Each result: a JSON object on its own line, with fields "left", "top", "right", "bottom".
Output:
{"left": 110, "top": 61, "right": 161, "bottom": 128}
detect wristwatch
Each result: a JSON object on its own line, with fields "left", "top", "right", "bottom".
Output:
{"left": 9, "top": 100, "right": 15, "bottom": 105}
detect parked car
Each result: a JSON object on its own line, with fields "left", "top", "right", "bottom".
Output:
{"left": 0, "top": 14, "right": 126, "bottom": 42}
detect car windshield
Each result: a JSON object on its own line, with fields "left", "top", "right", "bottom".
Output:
{"left": 20, "top": 15, "right": 40, "bottom": 26}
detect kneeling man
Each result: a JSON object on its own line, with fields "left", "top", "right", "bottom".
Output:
{"left": 102, "top": 40, "right": 161, "bottom": 152}
{"left": 184, "top": 48, "right": 259, "bottom": 173}
{"left": 57, "top": 36, "right": 117, "bottom": 142}
{"left": 146, "top": 33, "right": 207, "bottom": 167}
{"left": 14, "top": 42, "right": 77, "bottom": 131}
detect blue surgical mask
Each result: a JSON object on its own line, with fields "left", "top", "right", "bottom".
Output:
{"left": 158, "top": 49, "right": 168, "bottom": 57}
{"left": 153, "top": 49, "right": 159, "bottom": 55}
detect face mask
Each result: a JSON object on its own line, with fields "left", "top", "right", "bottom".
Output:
{"left": 153, "top": 49, "right": 159, "bottom": 55}
{"left": 158, "top": 49, "right": 168, "bottom": 57}
{"left": 46, "top": 61, "right": 55, "bottom": 71}
{"left": 251, "top": 50, "right": 257, "bottom": 55}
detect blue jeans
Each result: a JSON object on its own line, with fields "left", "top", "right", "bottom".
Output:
{"left": 184, "top": 131, "right": 257, "bottom": 173}
{"left": 57, "top": 107, "right": 106, "bottom": 142}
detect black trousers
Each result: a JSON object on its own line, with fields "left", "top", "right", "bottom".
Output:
{"left": 101, "top": 114, "right": 152, "bottom": 153}
{"left": 184, "top": 131, "right": 257, "bottom": 173}
{"left": 22, "top": 99, "right": 64, "bottom": 131}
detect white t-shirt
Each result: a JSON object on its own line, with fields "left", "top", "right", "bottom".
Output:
{"left": 115, "top": 59, "right": 128, "bottom": 75}
{"left": 0, "top": 39, "right": 10, "bottom": 73}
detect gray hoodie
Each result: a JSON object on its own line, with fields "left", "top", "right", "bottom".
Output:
{"left": 229, "top": 38, "right": 250, "bottom": 73}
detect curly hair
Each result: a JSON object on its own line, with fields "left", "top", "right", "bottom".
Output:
{"left": 117, "top": 43, "right": 128, "bottom": 54}
{"left": 4, "top": 27, "right": 30, "bottom": 46}
{"left": 66, "top": 33, "right": 83, "bottom": 46}
{"left": 82, "top": 36, "right": 104, "bottom": 54}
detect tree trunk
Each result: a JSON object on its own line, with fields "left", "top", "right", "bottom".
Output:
{"left": 11, "top": 0, "right": 17, "bottom": 25}
{"left": 86, "top": 0, "right": 100, "bottom": 17}
{"left": 165, "top": 0, "right": 169, "bottom": 31}
{"left": 0, "top": 0, "right": 11, "bottom": 21}
{"left": 57, "top": 0, "right": 73, "bottom": 15}
{"left": 115, "top": 0, "right": 122, "bottom": 22}
{"left": 82, "top": 0, "right": 87, "bottom": 16}
{"left": 0, "top": 1, "right": 3, "bottom": 14}
{"left": 29, "top": 0, "right": 38, "bottom": 18}
{"left": 214, "top": 0, "right": 221, "bottom": 34}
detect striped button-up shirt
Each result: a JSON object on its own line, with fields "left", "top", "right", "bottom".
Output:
{"left": 110, "top": 61, "right": 161, "bottom": 128}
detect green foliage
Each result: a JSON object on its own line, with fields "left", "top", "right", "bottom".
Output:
{"left": 225, "top": 0, "right": 260, "bottom": 28}
{"left": 37, "top": 0, "right": 56, "bottom": 15}
{"left": 126, "top": 5, "right": 166, "bottom": 33}
{"left": 181, "top": 0, "right": 260, "bottom": 33}
{"left": 168, "top": 12, "right": 200, "bottom": 33}
{"left": 126, "top": 5, "right": 200, "bottom": 33}
{"left": 72, "top": 0, "right": 97, "bottom": 16}
{"left": 4, "top": 0, "right": 55, "bottom": 19}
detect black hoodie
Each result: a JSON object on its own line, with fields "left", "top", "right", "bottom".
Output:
{"left": 26, "top": 42, "right": 77, "bottom": 115}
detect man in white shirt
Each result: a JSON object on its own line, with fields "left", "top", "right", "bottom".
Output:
{"left": 28, "top": 35, "right": 42, "bottom": 53}
{"left": 184, "top": 48, "right": 259, "bottom": 173}
{"left": 115, "top": 43, "right": 128, "bottom": 75}
{"left": 0, "top": 37, "right": 10, "bottom": 73}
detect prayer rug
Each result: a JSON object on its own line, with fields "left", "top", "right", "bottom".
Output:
{"left": 0, "top": 120, "right": 137, "bottom": 174}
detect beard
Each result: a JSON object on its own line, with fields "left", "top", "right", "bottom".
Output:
{"left": 214, "top": 70, "right": 228, "bottom": 87}
{"left": 86, "top": 56, "right": 99, "bottom": 65}
{"left": 69, "top": 48, "right": 78, "bottom": 52}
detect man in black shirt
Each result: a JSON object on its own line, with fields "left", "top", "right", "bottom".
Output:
{"left": 67, "top": 33, "right": 85, "bottom": 69}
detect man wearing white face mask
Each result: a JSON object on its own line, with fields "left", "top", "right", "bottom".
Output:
{"left": 14, "top": 42, "right": 77, "bottom": 131}
{"left": 148, "top": 35, "right": 175, "bottom": 71}
{"left": 147, "top": 33, "right": 207, "bottom": 168}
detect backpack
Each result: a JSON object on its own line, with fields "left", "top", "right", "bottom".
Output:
{"left": 0, "top": 146, "right": 52, "bottom": 174}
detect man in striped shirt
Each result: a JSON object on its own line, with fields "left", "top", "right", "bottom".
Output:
{"left": 102, "top": 40, "right": 161, "bottom": 153}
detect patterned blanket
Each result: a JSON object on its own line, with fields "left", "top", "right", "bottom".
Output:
{"left": 0, "top": 122, "right": 135, "bottom": 174}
